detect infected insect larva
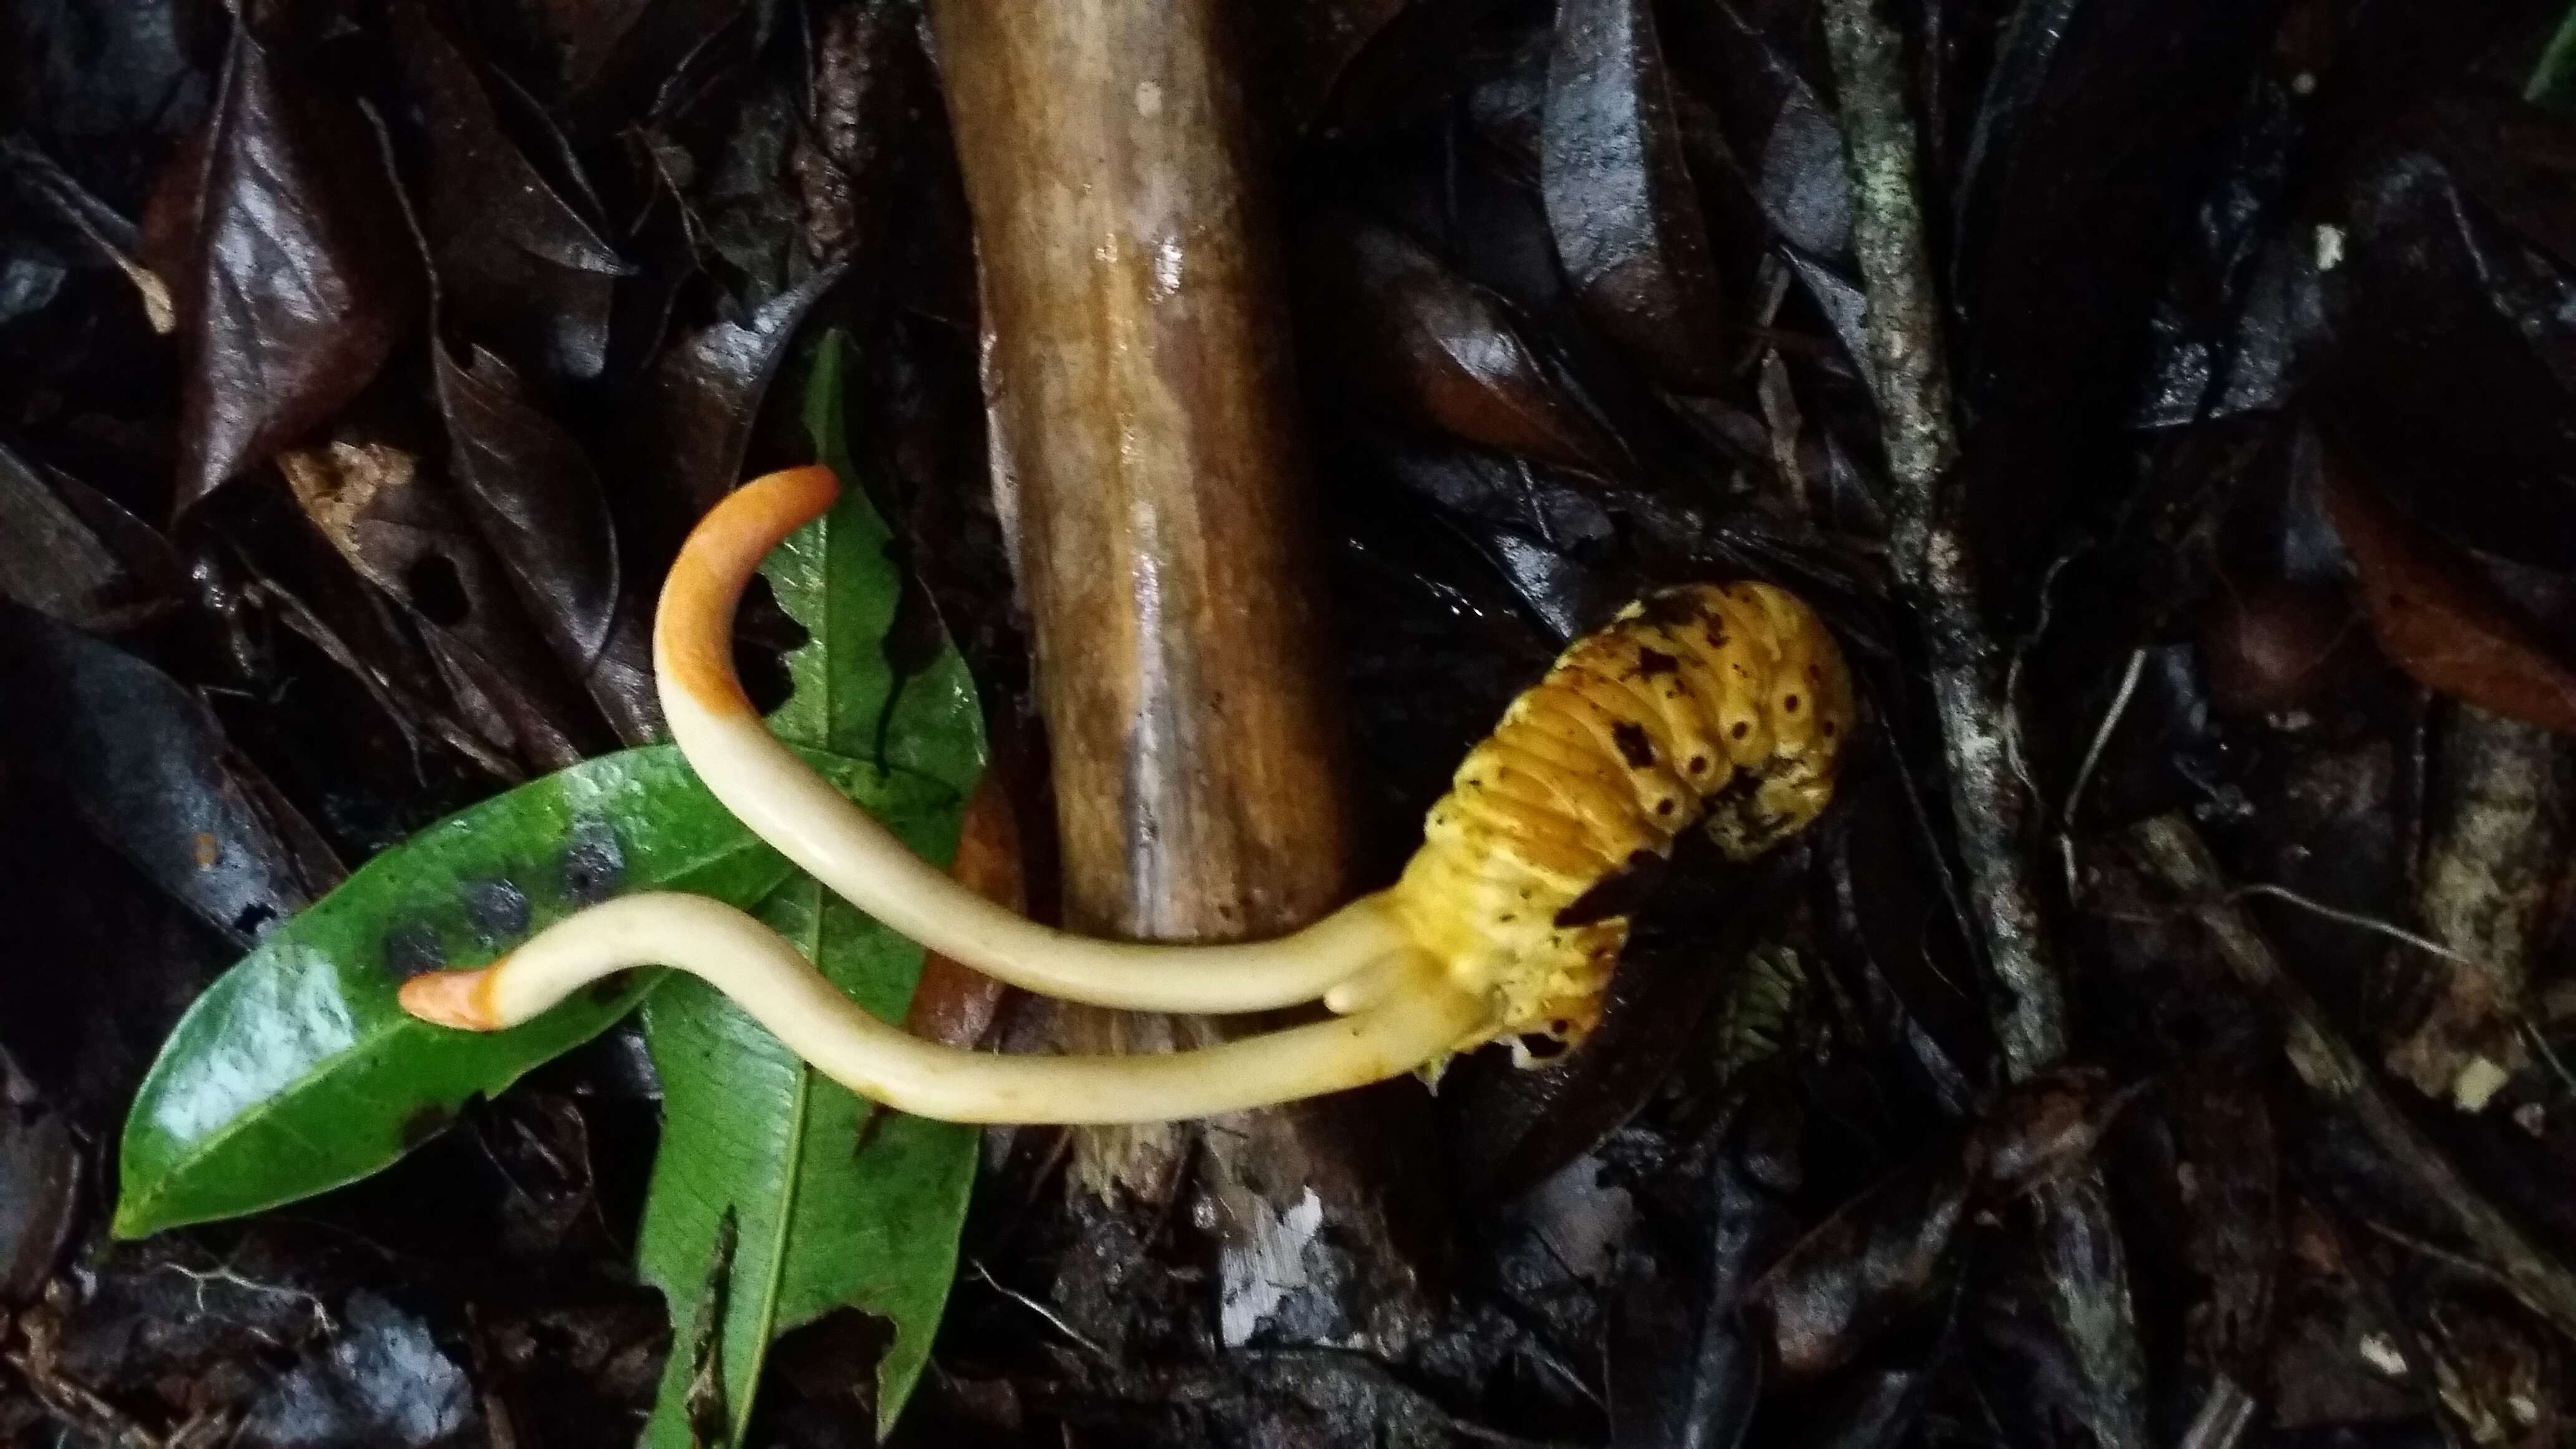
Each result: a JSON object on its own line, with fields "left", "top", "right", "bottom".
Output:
{"left": 1385, "top": 583, "right": 1854, "bottom": 1060}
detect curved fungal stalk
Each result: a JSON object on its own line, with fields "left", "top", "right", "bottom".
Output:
{"left": 650, "top": 465, "right": 1408, "bottom": 1014}
{"left": 398, "top": 466, "right": 1855, "bottom": 1123}
{"left": 404, "top": 894, "right": 1483, "bottom": 1123}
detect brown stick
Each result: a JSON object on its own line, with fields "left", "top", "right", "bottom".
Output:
{"left": 927, "top": 0, "right": 1437, "bottom": 1349}
{"left": 1819, "top": 1, "right": 2148, "bottom": 1440}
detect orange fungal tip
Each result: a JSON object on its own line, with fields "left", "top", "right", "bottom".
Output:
{"left": 399, "top": 968, "right": 503, "bottom": 1031}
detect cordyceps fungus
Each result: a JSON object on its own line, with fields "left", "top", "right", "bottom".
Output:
{"left": 399, "top": 466, "right": 1854, "bottom": 1123}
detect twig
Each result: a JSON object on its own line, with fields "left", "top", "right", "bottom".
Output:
{"left": 2125, "top": 814, "right": 2576, "bottom": 1343}
{"left": 1820, "top": 1, "right": 2149, "bottom": 1442}
{"left": 2175, "top": 1374, "right": 2260, "bottom": 1449}
{"left": 2059, "top": 646, "right": 2149, "bottom": 897}
{"left": 1821, "top": 0, "right": 2057, "bottom": 1082}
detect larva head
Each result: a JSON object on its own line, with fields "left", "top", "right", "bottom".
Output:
{"left": 1695, "top": 582, "right": 1853, "bottom": 860}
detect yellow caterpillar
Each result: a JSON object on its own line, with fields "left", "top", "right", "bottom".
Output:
{"left": 1389, "top": 583, "right": 1852, "bottom": 1056}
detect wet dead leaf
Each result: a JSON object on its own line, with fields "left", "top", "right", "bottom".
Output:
{"left": 2321, "top": 447, "right": 2576, "bottom": 734}
{"left": 175, "top": 24, "right": 417, "bottom": 511}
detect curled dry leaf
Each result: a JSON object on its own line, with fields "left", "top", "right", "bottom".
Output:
{"left": 432, "top": 341, "right": 658, "bottom": 743}
{"left": 2321, "top": 447, "right": 2576, "bottom": 734}
{"left": 2315, "top": 93, "right": 2576, "bottom": 572}
{"left": 276, "top": 437, "right": 597, "bottom": 769}
{"left": 643, "top": 263, "right": 846, "bottom": 517}
{"left": 1745, "top": 1069, "right": 2126, "bottom": 1383}
{"left": 0, "top": 599, "right": 339, "bottom": 944}
{"left": 1301, "top": 212, "right": 1627, "bottom": 475}
{"left": 1543, "top": 0, "right": 1729, "bottom": 391}
{"left": 176, "top": 23, "right": 417, "bottom": 512}
{"left": 0, "top": 443, "right": 185, "bottom": 632}
{"left": 390, "top": 0, "right": 624, "bottom": 383}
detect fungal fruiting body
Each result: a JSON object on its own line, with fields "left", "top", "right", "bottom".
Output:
{"left": 401, "top": 467, "right": 1852, "bottom": 1123}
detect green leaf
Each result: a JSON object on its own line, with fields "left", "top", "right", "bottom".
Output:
{"left": 633, "top": 329, "right": 985, "bottom": 1444}
{"left": 112, "top": 745, "right": 800, "bottom": 1238}
{"left": 2532, "top": 4, "right": 2576, "bottom": 112}
{"left": 765, "top": 328, "right": 983, "bottom": 789}
{"left": 637, "top": 861, "right": 976, "bottom": 1446}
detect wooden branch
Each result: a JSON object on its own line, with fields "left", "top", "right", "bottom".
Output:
{"left": 927, "top": 0, "right": 1437, "bottom": 1349}
{"left": 1818, "top": 1, "right": 2147, "bottom": 1440}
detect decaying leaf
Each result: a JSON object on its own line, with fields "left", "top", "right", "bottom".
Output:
{"left": 176, "top": 22, "right": 417, "bottom": 510}
{"left": 1301, "top": 211, "right": 1627, "bottom": 474}
{"left": 1745, "top": 1070, "right": 2128, "bottom": 1382}
{"left": 1542, "top": 0, "right": 1730, "bottom": 391}
{"left": 2321, "top": 446, "right": 2576, "bottom": 734}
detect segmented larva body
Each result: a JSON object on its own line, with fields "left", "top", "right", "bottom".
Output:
{"left": 1386, "top": 583, "right": 1853, "bottom": 1057}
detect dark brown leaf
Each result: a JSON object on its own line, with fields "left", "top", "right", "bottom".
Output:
{"left": 641, "top": 261, "right": 843, "bottom": 517}
{"left": 391, "top": 0, "right": 623, "bottom": 383}
{"left": 2313, "top": 94, "right": 2576, "bottom": 571}
{"left": 2321, "top": 448, "right": 2576, "bottom": 734}
{"left": 0, "top": 442, "right": 185, "bottom": 632}
{"left": 276, "top": 436, "right": 598, "bottom": 769}
{"left": 1948, "top": 0, "right": 2280, "bottom": 592}
{"left": 1302, "top": 211, "right": 1627, "bottom": 475}
{"left": 175, "top": 21, "right": 418, "bottom": 511}
{"left": 1542, "top": 0, "right": 1729, "bottom": 391}
{"left": 1745, "top": 1070, "right": 2126, "bottom": 1383}
{"left": 0, "top": 1096, "right": 80, "bottom": 1304}
{"left": 432, "top": 341, "right": 658, "bottom": 743}
{"left": 0, "top": 598, "right": 339, "bottom": 944}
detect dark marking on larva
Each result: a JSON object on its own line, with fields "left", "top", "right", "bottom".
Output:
{"left": 1807, "top": 663, "right": 1823, "bottom": 681}
{"left": 1637, "top": 592, "right": 1707, "bottom": 628}
{"left": 1636, "top": 647, "right": 1681, "bottom": 678}
{"left": 1822, "top": 721, "right": 1837, "bottom": 738}
{"left": 1783, "top": 693, "right": 1800, "bottom": 714}
{"left": 1655, "top": 799, "right": 1676, "bottom": 816}
{"left": 1730, "top": 721, "right": 1750, "bottom": 739}
{"left": 1687, "top": 754, "right": 1710, "bottom": 774}
{"left": 1611, "top": 721, "right": 1656, "bottom": 769}
{"left": 1555, "top": 849, "right": 1667, "bottom": 927}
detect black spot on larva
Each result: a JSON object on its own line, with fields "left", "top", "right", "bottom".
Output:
{"left": 1704, "top": 621, "right": 1728, "bottom": 648}
{"left": 1687, "top": 754, "right": 1710, "bottom": 774}
{"left": 1498, "top": 913, "right": 1515, "bottom": 924}
{"left": 401, "top": 1105, "right": 454, "bottom": 1150}
{"left": 1783, "top": 694, "right": 1800, "bottom": 714}
{"left": 464, "top": 878, "right": 531, "bottom": 945}
{"left": 1655, "top": 799, "right": 1676, "bottom": 816}
{"left": 1611, "top": 721, "right": 1656, "bottom": 769}
{"left": 1635, "top": 647, "right": 1680, "bottom": 678}
{"left": 1730, "top": 721, "right": 1750, "bottom": 739}
{"left": 383, "top": 922, "right": 446, "bottom": 980}
{"left": 1637, "top": 592, "right": 1705, "bottom": 628}
{"left": 561, "top": 819, "right": 626, "bottom": 905}
{"left": 1556, "top": 849, "right": 1667, "bottom": 927}
{"left": 1822, "top": 721, "right": 1837, "bottom": 738}
{"left": 1520, "top": 1033, "right": 1571, "bottom": 1061}
{"left": 1807, "top": 664, "right": 1823, "bottom": 681}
